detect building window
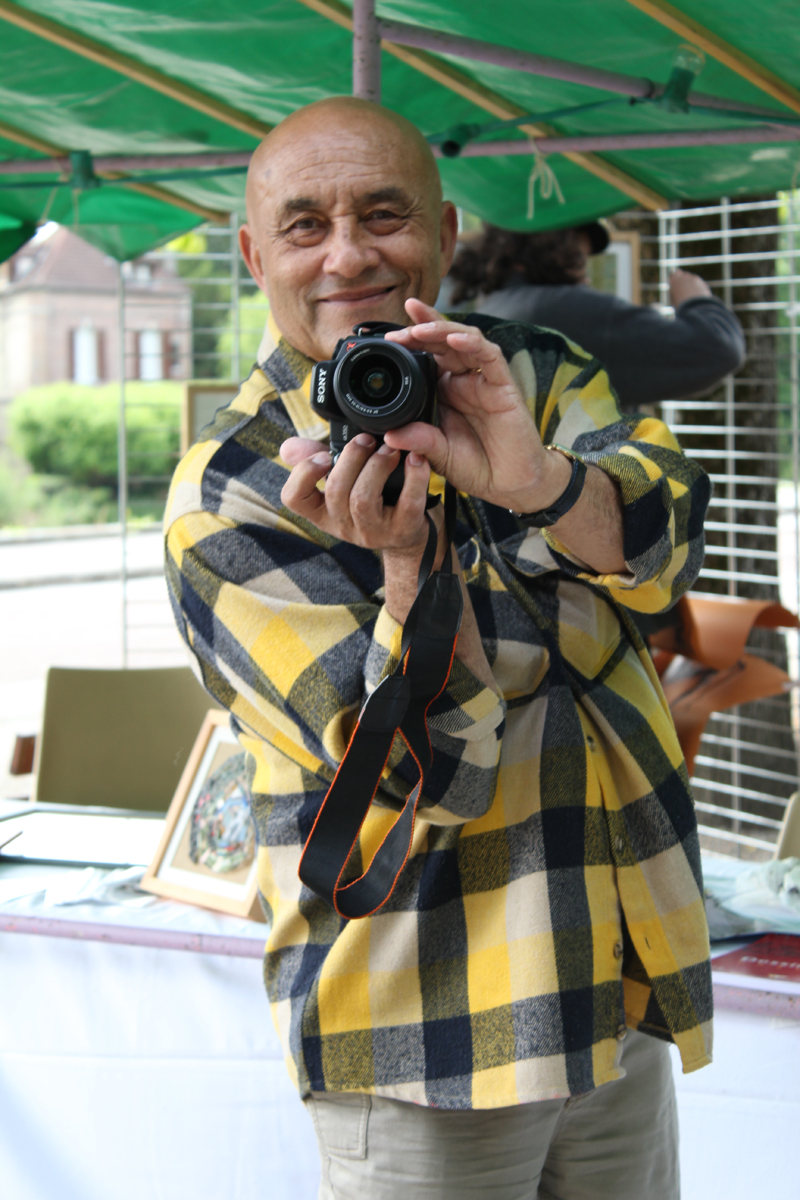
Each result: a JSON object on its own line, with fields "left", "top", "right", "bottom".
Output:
{"left": 137, "top": 328, "right": 163, "bottom": 381}
{"left": 71, "top": 325, "right": 99, "bottom": 385}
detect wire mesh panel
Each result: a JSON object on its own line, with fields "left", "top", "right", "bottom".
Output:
{"left": 648, "top": 196, "right": 800, "bottom": 859}
{"left": 117, "top": 216, "right": 268, "bottom": 667}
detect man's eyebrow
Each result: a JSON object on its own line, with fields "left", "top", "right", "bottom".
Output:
{"left": 359, "top": 187, "right": 413, "bottom": 208}
{"left": 276, "top": 196, "right": 321, "bottom": 222}
{"left": 275, "top": 186, "right": 414, "bottom": 225}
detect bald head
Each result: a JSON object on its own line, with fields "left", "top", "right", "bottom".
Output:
{"left": 238, "top": 97, "right": 457, "bottom": 362}
{"left": 245, "top": 98, "right": 442, "bottom": 232}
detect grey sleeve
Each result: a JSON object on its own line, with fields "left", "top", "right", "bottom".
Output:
{"left": 479, "top": 286, "right": 746, "bottom": 411}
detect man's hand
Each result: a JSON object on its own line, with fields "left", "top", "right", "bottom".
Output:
{"left": 383, "top": 299, "right": 569, "bottom": 515}
{"left": 280, "top": 431, "right": 442, "bottom": 562}
{"left": 386, "top": 298, "right": 625, "bottom": 575}
{"left": 669, "top": 269, "right": 712, "bottom": 307}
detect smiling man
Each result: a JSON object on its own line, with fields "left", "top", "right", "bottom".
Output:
{"left": 165, "top": 97, "right": 713, "bottom": 1200}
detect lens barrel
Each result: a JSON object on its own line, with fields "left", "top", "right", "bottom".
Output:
{"left": 333, "top": 340, "right": 428, "bottom": 433}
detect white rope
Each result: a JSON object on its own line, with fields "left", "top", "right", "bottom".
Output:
{"left": 526, "top": 148, "right": 565, "bottom": 221}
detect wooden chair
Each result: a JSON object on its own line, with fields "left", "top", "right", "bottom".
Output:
{"left": 33, "top": 666, "right": 219, "bottom": 812}
{"left": 776, "top": 793, "right": 800, "bottom": 860}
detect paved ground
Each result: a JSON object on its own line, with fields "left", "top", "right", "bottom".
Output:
{"left": 0, "top": 528, "right": 185, "bottom": 798}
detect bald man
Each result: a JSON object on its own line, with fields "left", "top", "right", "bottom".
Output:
{"left": 165, "top": 98, "right": 713, "bottom": 1200}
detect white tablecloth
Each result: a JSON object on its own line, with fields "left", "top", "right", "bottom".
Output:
{"left": 0, "top": 864, "right": 319, "bottom": 1200}
{"left": 2, "top": 856, "right": 800, "bottom": 1200}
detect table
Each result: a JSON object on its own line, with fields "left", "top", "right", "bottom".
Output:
{"left": 0, "top": 861, "right": 320, "bottom": 1200}
{"left": 2, "top": 850, "right": 799, "bottom": 1200}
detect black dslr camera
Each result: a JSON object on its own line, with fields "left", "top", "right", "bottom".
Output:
{"left": 310, "top": 321, "right": 438, "bottom": 505}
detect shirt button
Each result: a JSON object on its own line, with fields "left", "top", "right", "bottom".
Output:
{"left": 617, "top": 1024, "right": 628, "bottom": 1040}
{"left": 586, "top": 735, "right": 596, "bottom": 751}
{"left": 613, "top": 941, "right": 624, "bottom": 959}
{"left": 615, "top": 836, "right": 624, "bottom": 853}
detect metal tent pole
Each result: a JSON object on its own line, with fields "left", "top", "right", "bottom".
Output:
{"left": 117, "top": 260, "right": 128, "bottom": 668}
{"left": 786, "top": 187, "right": 800, "bottom": 788}
{"left": 2, "top": 127, "right": 800, "bottom": 180}
{"left": 230, "top": 210, "right": 240, "bottom": 381}
{"left": 353, "top": 0, "right": 380, "bottom": 102}
{"left": 374, "top": 17, "right": 787, "bottom": 118}
{"left": 443, "top": 126, "right": 800, "bottom": 157}
{"left": 720, "top": 196, "right": 742, "bottom": 848}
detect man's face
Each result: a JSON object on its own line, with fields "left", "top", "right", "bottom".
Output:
{"left": 240, "top": 119, "right": 457, "bottom": 362}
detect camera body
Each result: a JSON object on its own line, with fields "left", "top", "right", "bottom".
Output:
{"left": 310, "top": 321, "right": 438, "bottom": 505}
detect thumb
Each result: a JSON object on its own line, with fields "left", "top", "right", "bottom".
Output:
{"left": 384, "top": 421, "right": 449, "bottom": 473}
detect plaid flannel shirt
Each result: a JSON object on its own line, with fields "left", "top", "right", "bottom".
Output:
{"left": 165, "top": 311, "right": 714, "bottom": 1109}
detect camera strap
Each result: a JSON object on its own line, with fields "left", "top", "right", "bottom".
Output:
{"left": 298, "top": 484, "right": 464, "bottom": 920}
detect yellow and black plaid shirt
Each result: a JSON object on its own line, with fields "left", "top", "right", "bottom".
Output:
{"left": 165, "top": 311, "right": 713, "bottom": 1109}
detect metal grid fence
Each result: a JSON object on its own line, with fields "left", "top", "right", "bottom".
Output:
{"left": 648, "top": 196, "right": 800, "bottom": 859}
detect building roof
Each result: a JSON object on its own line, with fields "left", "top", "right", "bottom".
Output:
{"left": 0, "top": 226, "right": 188, "bottom": 296}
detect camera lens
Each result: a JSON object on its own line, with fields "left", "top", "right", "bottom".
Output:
{"left": 349, "top": 353, "right": 402, "bottom": 408}
{"left": 334, "top": 338, "right": 432, "bottom": 435}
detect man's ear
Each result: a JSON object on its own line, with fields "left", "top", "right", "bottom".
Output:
{"left": 439, "top": 201, "right": 459, "bottom": 277}
{"left": 239, "top": 225, "right": 267, "bottom": 293}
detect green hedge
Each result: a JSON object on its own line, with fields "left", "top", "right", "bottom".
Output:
{"left": 8, "top": 381, "right": 182, "bottom": 488}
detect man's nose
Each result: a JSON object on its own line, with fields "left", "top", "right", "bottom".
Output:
{"left": 322, "top": 220, "right": 380, "bottom": 278}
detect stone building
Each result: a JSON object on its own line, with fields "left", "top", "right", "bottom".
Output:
{"left": 0, "top": 225, "right": 192, "bottom": 435}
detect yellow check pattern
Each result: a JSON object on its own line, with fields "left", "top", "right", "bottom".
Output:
{"left": 164, "top": 313, "right": 713, "bottom": 1109}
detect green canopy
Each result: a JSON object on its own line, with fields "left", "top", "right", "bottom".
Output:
{"left": 1, "top": 0, "right": 800, "bottom": 260}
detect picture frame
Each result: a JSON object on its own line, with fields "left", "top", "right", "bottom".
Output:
{"left": 587, "top": 230, "right": 641, "bottom": 305}
{"left": 140, "top": 710, "right": 264, "bottom": 921}
{"left": 181, "top": 381, "right": 239, "bottom": 454}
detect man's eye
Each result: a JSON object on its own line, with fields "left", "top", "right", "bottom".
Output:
{"left": 366, "top": 210, "right": 406, "bottom": 230}
{"left": 284, "top": 217, "right": 326, "bottom": 244}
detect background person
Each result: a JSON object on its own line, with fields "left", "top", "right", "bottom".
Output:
{"left": 448, "top": 221, "right": 746, "bottom": 411}
{"left": 164, "top": 97, "right": 713, "bottom": 1200}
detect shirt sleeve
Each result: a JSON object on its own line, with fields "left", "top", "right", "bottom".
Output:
{"left": 165, "top": 504, "right": 505, "bottom": 827}
{"left": 478, "top": 286, "right": 745, "bottom": 411}
{"left": 479, "top": 318, "right": 711, "bottom": 615}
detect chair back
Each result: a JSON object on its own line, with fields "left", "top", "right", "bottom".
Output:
{"left": 776, "top": 793, "right": 800, "bottom": 860}
{"left": 34, "top": 666, "right": 219, "bottom": 811}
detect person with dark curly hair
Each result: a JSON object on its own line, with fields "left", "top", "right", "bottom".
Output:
{"left": 448, "top": 222, "right": 745, "bottom": 411}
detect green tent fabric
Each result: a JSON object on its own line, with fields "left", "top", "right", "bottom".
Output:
{"left": 1, "top": 0, "right": 800, "bottom": 260}
{"left": 0, "top": 213, "right": 36, "bottom": 261}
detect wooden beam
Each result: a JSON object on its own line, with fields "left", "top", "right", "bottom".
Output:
{"left": 0, "top": 119, "right": 229, "bottom": 224}
{"left": 294, "top": 0, "right": 667, "bottom": 210}
{"left": 0, "top": 0, "right": 271, "bottom": 140}
{"left": 625, "top": 0, "right": 800, "bottom": 116}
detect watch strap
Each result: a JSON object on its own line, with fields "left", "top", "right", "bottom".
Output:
{"left": 513, "top": 446, "right": 587, "bottom": 528}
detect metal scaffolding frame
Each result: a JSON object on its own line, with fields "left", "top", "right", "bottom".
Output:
{"left": 655, "top": 194, "right": 800, "bottom": 857}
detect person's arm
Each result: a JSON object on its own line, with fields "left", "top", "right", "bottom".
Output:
{"left": 383, "top": 303, "right": 710, "bottom": 615}
{"left": 482, "top": 277, "right": 745, "bottom": 410}
{"left": 165, "top": 425, "right": 504, "bottom": 827}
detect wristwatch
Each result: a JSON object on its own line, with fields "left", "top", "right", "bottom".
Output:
{"left": 511, "top": 445, "right": 587, "bottom": 528}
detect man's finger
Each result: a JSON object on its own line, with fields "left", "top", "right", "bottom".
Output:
{"left": 383, "top": 422, "right": 449, "bottom": 473}
{"left": 404, "top": 297, "right": 443, "bottom": 325}
{"left": 320, "top": 433, "right": 399, "bottom": 532}
{"left": 348, "top": 442, "right": 404, "bottom": 520}
{"left": 389, "top": 452, "right": 433, "bottom": 530}
{"left": 280, "top": 436, "right": 329, "bottom": 466}
{"left": 280, "top": 455, "right": 332, "bottom": 524}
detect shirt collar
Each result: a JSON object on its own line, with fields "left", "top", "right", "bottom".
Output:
{"left": 257, "top": 311, "right": 328, "bottom": 441}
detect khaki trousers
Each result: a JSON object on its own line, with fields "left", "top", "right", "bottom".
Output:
{"left": 304, "top": 1029, "right": 679, "bottom": 1200}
